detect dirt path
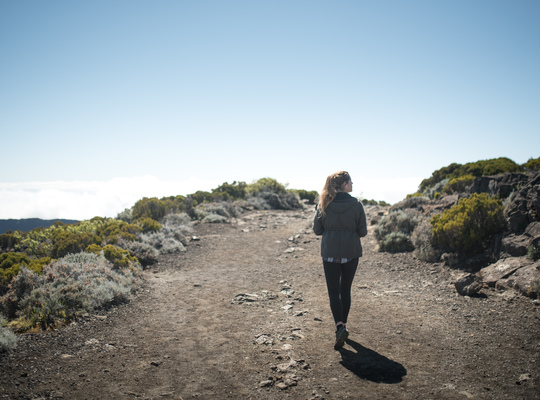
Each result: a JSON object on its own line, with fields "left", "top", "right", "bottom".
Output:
{"left": 1, "top": 208, "right": 539, "bottom": 399}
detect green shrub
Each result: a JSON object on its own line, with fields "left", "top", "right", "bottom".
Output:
{"left": 96, "top": 219, "right": 142, "bottom": 243}
{"left": 135, "top": 217, "right": 162, "bottom": 233}
{"left": 132, "top": 197, "right": 167, "bottom": 221}
{"left": 379, "top": 232, "right": 414, "bottom": 253}
{"left": 212, "top": 181, "right": 247, "bottom": 200}
{"left": 51, "top": 231, "right": 101, "bottom": 259}
{"left": 0, "top": 253, "right": 49, "bottom": 289}
{"left": 246, "top": 178, "right": 287, "bottom": 194}
{"left": 296, "top": 190, "right": 318, "bottom": 204}
{"left": 431, "top": 193, "right": 505, "bottom": 257}
{"left": 85, "top": 244, "right": 139, "bottom": 269}
{"left": 102, "top": 245, "right": 139, "bottom": 269}
{"left": 443, "top": 175, "right": 475, "bottom": 194}
{"left": 523, "top": 157, "right": 540, "bottom": 171}
{"left": 0, "top": 234, "right": 19, "bottom": 251}
{"left": 1, "top": 253, "right": 31, "bottom": 287}
{"left": 420, "top": 157, "right": 522, "bottom": 192}
{"left": 362, "top": 199, "right": 379, "bottom": 206}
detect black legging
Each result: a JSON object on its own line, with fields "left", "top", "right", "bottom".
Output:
{"left": 323, "top": 258, "right": 359, "bottom": 325}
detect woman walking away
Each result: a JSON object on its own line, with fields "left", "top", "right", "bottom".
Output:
{"left": 313, "top": 171, "right": 368, "bottom": 350}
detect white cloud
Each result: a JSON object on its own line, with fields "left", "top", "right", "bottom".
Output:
{"left": 0, "top": 174, "right": 423, "bottom": 221}
{"left": 0, "top": 176, "right": 220, "bottom": 220}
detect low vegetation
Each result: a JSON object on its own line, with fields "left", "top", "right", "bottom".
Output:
{"left": 418, "top": 156, "right": 539, "bottom": 195}
{"left": 431, "top": 193, "right": 505, "bottom": 257}
{"left": 0, "top": 178, "right": 317, "bottom": 349}
{"left": 373, "top": 157, "right": 538, "bottom": 274}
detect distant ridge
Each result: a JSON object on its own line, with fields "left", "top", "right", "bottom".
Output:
{"left": 0, "top": 218, "right": 79, "bottom": 235}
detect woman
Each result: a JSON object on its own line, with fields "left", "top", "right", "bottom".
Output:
{"left": 313, "top": 171, "right": 368, "bottom": 350}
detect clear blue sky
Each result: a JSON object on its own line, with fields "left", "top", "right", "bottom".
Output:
{"left": 1, "top": 0, "right": 539, "bottom": 220}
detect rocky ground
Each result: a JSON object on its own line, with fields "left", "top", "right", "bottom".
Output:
{"left": 1, "top": 206, "right": 539, "bottom": 399}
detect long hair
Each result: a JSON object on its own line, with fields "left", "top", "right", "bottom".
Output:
{"left": 317, "top": 171, "right": 351, "bottom": 215}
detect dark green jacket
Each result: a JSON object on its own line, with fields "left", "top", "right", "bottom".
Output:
{"left": 313, "top": 192, "right": 368, "bottom": 259}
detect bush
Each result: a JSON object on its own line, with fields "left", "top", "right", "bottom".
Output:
{"left": 162, "top": 213, "right": 192, "bottom": 242}
{"left": 247, "top": 191, "right": 301, "bottom": 210}
{"left": 0, "top": 233, "right": 19, "bottom": 251}
{"left": 420, "top": 158, "right": 522, "bottom": 192}
{"left": 246, "top": 178, "right": 287, "bottom": 194}
{"left": 375, "top": 210, "right": 421, "bottom": 253}
{"left": 443, "top": 175, "right": 475, "bottom": 194}
{"left": 135, "top": 217, "right": 162, "bottom": 233}
{"left": 375, "top": 210, "right": 421, "bottom": 241}
{"left": 116, "top": 208, "right": 133, "bottom": 222}
{"left": 163, "top": 213, "right": 192, "bottom": 227}
{"left": 96, "top": 219, "right": 142, "bottom": 243}
{"left": 0, "top": 253, "right": 50, "bottom": 290}
{"left": 523, "top": 157, "right": 540, "bottom": 171}
{"left": 0, "top": 316, "right": 17, "bottom": 352}
{"left": 411, "top": 219, "right": 442, "bottom": 262}
{"left": 6, "top": 253, "right": 141, "bottom": 330}
{"left": 212, "top": 181, "right": 247, "bottom": 200}
{"left": 85, "top": 244, "right": 139, "bottom": 269}
{"left": 132, "top": 197, "right": 167, "bottom": 221}
{"left": 379, "top": 232, "right": 414, "bottom": 253}
{"left": 119, "top": 239, "right": 159, "bottom": 266}
{"left": 0, "top": 266, "right": 42, "bottom": 319}
{"left": 138, "top": 231, "right": 186, "bottom": 254}
{"left": 431, "top": 193, "right": 505, "bottom": 257}
{"left": 296, "top": 190, "right": 318, "bottom": 204}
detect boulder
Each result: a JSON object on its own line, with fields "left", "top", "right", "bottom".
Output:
{"left": 454, "top": 273, "right": 482, "bottom": 296}
{"left": 470, "top": 172, "right": 532, "bottom": 199}
{"left": 504, "top": 172, "right": 540, "bottom": 233}
{"left": 496, "top": 261, "right": 540, "bottom": 298}
{"left": 524, "top": 221, "right": 540, "bottom": 239}
{"left": 479, "top": 258, "right": 531, "bottom": 287}
{"left": 501, "top": 234, "right": 530, "bottom": 257}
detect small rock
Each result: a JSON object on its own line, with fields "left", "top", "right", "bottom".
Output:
{"left": 259, "top": 380, "right": 273, "bottom": 388}
{"left": 517, "top": 373, "right": 532, "bottom": 384}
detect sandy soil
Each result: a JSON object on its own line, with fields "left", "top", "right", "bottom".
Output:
{"left": 1, "top": 207, "right": 539, "bottom": 399}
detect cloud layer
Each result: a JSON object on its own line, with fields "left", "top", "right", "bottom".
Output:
{"left": 0, "top": 175, "right": 422, "bottom": 221}
{"left": 0, "top": 176, "right": 220, "bottom": 220}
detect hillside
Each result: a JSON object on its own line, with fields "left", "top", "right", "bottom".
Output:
{"left": 0, "top": 218, "right": 79, "bottom": 235}
{"left": 1, "top": 207, "right": 537, "bottom": 399}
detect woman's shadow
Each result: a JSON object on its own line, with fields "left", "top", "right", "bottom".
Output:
{"left": 339, "top": 339, "right": 407, "bottom": 384}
